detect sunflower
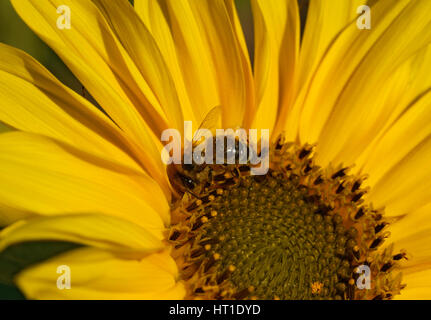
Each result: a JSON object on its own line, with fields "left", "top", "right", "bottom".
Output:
{"left": 0, "top": 0, "right": 430, "bottom": 300}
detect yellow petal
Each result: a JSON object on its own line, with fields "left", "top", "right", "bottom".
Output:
{"left": 224, "top": 0, "right": 255, "bottom": 129}
{"left": 251, "top": 0, "right": 299, "bottom": 135}
{"left": 368, "top": 136, "right": 431, "bottom": 217}
{"left": 353, "top": 43, "right": 431, "bottom": 173}
{"left": 378, "top": 203, "right": 431, "bottom": 300}
{"left": 317, "top": 49, "right": 431, "bottom": 170}
{"left": 11, "top": 0, "right": 170, "bottom": 193}
{"left": 281, "top": 0, "right": 362, "bottom": 141}
{"left": 134, "top": 0, "right": 196, "bottom": 126}
{"left": 0, "top": 214, "right": 164, "bottom": 257}
{"left": 137, "top": 0, "right": 216, "bottom": 127}
{"left": 359, "top": 89, "right": 431, "bottom": 191}
{"left": 0, "top": 131, "right": 169, "bottom": 234}
{"left": 295, "top": 0, "right": 431, "bottom": 166}
{"left": 155, "top": 0, "right": 251, "bottom": 128}
{"left": 93, "top": 0, "right": 184, "bottom": 133}
{"left": 189, "top": 0, "right": 252, "bottom": 128}
{"left": 296, "top": 0, "right": 363, "bottom": 90}
{"left": 136, "top": 0, "right": 254, "bottom": 128}
{"left": 395, "top": 269, "right": 431, "bottom": 300}
{"left": 223, "top": 0, "right": 252, "bottom": 75}
{"left": 0, "top": 203, "right": 32, "bottom": 227}
{"left": 389, "top": 203, "right": 431, "bottom": 273}
{"left": 16, "top": 247, "right": 185, "bottom": 299}
{"left": 0, "top": 43, "right": 141, "bottom": 172}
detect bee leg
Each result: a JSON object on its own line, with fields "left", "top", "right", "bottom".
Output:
{"left": 186, "top": 190, "right": 201, "bottom": 200}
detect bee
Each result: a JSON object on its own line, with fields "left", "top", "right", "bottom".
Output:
{"left": 167, "top": 106, "right": 251, "bottom": 199}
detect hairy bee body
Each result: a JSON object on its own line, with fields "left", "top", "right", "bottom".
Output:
{"left": 167, "top": 135, "right": 251, "bottom": 198}
{"left": 166, "top": 106, "right": 253, "bottom": 198}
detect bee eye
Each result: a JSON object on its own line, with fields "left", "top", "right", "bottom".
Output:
{"left": 179, "top": 173, "right": 196, "bottom": 189}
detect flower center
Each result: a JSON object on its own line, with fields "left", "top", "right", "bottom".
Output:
{"left": 167, "top": 137, "right": 406, "bottom": 300}
{"left": 190, "top": 174, "right": 357, "bottom": 299}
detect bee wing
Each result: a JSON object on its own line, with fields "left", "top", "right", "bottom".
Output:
{"left": 193, "top": 106, "right": 222, "bottom": 143}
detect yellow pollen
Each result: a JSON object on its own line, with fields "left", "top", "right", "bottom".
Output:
{"left": 228, "top": 265, "right": 236, "bottom": 272}
{"left": 311, "top": 282, "right": 324, "bottom": 295}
